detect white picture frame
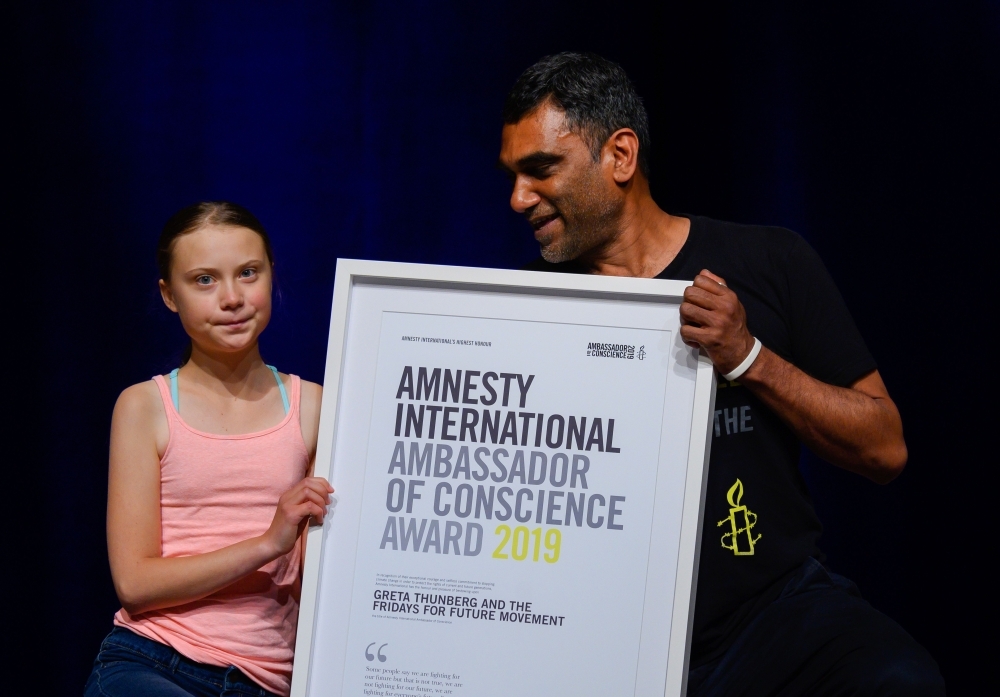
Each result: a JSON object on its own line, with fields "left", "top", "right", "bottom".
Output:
{"left": 291, "top": 259, "right": 716, "bottom": 697}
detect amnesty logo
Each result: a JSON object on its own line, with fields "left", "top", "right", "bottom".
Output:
{"left": 718, "top": 479, "right": 760, "bottom": 555}
{"left": 587, "top": 342, "right": 643, "bottom": 359}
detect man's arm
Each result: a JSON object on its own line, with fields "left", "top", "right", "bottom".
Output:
{"left": 680, "top": 270, "right": 907, "bottom": 484}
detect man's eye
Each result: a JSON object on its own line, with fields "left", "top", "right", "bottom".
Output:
{"left": 196, "top": 275, "right": 213, "bottom": 285}
{"left": 240, "top": 268, "right": 257, "bottom": 278}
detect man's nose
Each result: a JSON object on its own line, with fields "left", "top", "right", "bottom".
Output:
{"left": 509, "top": 175, "right": 541, "bottom": 214}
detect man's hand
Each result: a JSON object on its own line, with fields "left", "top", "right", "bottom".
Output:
{"left": 679, "top": 268, "right": 907, "bottom": 484}
{"left": 679, "top": 269, "right": 755, "bottom": 374}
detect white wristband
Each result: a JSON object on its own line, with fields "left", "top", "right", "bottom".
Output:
{"left": 722, "top": 337, "right": 762, "bottom": 381}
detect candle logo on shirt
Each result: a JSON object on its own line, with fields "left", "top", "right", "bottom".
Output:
{"left": 718, "top": 478, "right": 760, "bottom": 556}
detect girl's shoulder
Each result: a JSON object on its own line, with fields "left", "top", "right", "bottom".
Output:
{"left": 112, "top": 379, "right": 170, "bottom": 456}
{"left": 272, "top": 371, "right": 321, "bottom": 410}
{"left": 299, "top": 378, "right": 322, "bottom": 406}
{"left": 115, "top": 379, "right": 167, "bottom": 419}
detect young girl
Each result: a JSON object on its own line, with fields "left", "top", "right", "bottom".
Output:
{"left": 85, "top": 202, "right": 332, "bottom": 697}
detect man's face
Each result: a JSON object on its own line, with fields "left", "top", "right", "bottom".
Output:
{"left": 499, "top": 102, "right": 623, "bottom": 263}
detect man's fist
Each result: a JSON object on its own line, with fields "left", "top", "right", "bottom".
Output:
{"left": 679, "top": 269, "right": 756, "bottom": 375}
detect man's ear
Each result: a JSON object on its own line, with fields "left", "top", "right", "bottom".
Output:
{"left": 606, "top": 128, "right": 640, "bottom": 184}
{"left": 159, "top": 279, "right": 179, "bottom": 313}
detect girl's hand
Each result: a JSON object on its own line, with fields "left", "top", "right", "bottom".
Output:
{"left": 264, "top": 477, "right": 334, "bottom": 556}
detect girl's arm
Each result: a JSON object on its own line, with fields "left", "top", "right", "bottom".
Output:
{"left": 296, "top": 379, "right": 325, "bottom": 572}
{"left": 106, "top": 381, "right": 332, "bottom": 616}
{"left": 299, "top": 379, "right": 324, "bottom": 467}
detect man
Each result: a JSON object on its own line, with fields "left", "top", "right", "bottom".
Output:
{"left": 498, "top": 53, "right": 944, "bottom": 696}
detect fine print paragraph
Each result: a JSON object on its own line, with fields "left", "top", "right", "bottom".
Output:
{"left": 363, "top": 667, "right": 464, "bottom": 697}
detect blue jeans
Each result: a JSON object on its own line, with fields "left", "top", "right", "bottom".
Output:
{"left": 84, "top": 627, "right": 280, "bottom": 697}
{"left": 687, "top": 558, "right": 945, "bottom": 696}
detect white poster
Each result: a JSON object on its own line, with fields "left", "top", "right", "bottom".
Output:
{"left": 295, "top": 262, "right": 714, "bottom": 697}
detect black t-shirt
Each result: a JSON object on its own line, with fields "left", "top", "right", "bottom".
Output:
{"left": 523, "top": 215, "right": 877, "bottom": 665}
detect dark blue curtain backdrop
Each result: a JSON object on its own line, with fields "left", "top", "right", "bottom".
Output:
{"left": 8, "top": 1, "right": 997, "bottom": 694}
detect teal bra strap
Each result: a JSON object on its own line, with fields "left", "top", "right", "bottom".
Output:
{"left": 170, "top": 366, "right": 287, "bottom": 415}
{"left": 268, "top": 365, "right": 290, "bottom": 415}
{"left": 169, "top": 368, "right": 180, "bottom": 412}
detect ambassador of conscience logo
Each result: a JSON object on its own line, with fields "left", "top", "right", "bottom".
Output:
{"left": 586, "top": 343, "right": 645, "bottom": 360}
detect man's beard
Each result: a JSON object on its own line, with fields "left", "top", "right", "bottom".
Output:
{"left": 537, "top": 176, "right": 623, "bottom": 264}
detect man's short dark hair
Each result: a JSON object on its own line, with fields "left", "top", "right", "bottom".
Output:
{"left": 503, "top": 52, "right": 651, "bottom": 176}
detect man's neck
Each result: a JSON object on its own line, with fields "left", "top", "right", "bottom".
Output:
{"left": 578, "top": 191, "right": 690, "bottom": 278}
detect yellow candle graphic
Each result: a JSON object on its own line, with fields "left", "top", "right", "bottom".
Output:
{"left": 718, "top": 478, "right": 761, "bottom": 556}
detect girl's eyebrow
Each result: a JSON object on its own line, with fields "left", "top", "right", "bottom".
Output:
{"left": 182, "top": 259, "right": 267, "bottom": 275}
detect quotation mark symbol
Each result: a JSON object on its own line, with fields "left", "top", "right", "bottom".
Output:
{"left": 365, "top": 642, "right": 388, "bottom": 662}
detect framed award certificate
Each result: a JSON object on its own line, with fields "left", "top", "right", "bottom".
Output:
{"left": 291, "top": 260, "right": 716, "bottom": 697}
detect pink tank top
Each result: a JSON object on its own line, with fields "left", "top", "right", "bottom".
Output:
{"left": 115, "top": 373, "right": 310, "bottom": 696}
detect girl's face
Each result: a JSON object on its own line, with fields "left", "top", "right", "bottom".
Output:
{"left": 159, "top": 224, "right": 273, "bottom": 357}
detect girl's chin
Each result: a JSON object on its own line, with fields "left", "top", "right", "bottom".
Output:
{"left": 195, "top": 333, "right": 259, "bottom": 355}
